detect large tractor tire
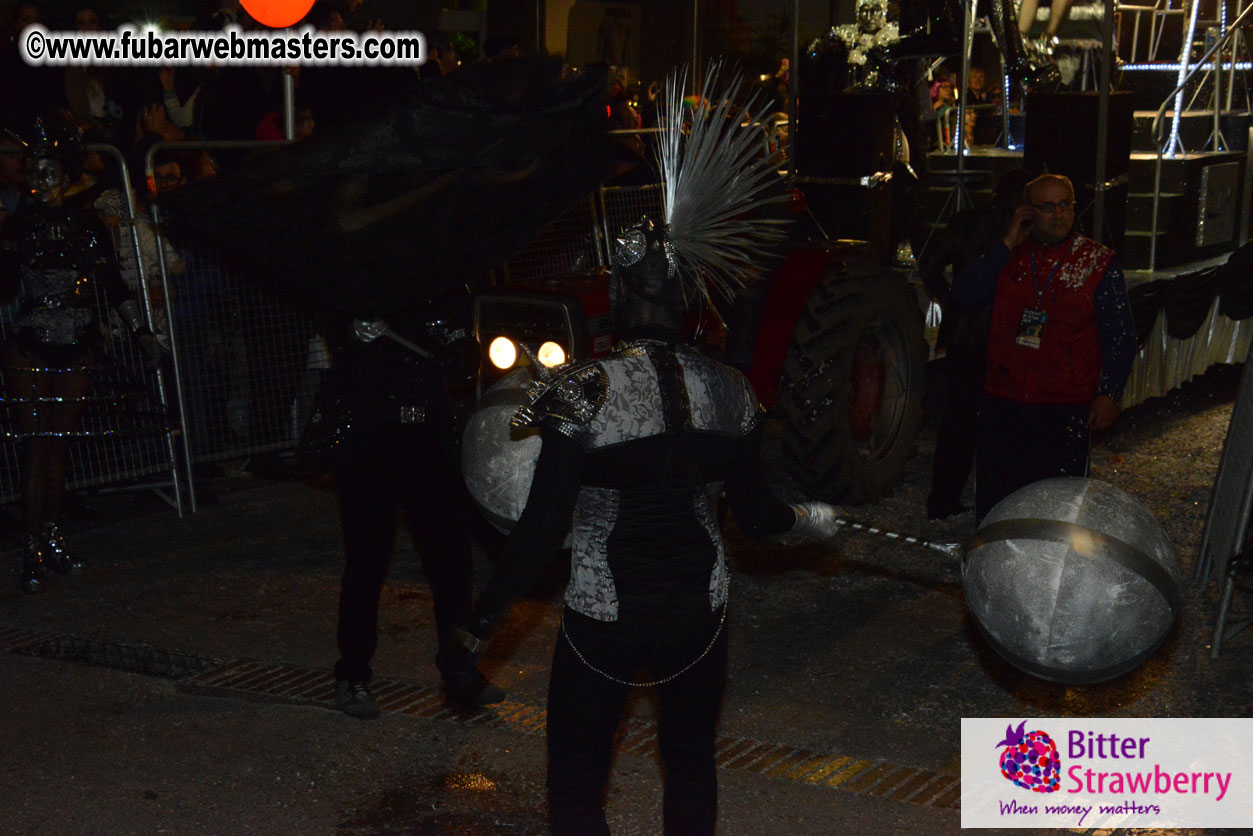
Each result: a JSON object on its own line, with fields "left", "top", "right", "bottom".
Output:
{"left": 777, "top": 262, "right": 927, "bottom": 505}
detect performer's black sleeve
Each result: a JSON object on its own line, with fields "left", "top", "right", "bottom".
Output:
{"left": 1094, "top": 258, "right": 1137, "bottom": 401}
{"left": 724, "top": 423, "right": 797, "bottom": 539}
{"left": 918, "top": 220, "right": 962, "bottom": 300}
{"left": 471, "top": 425, "right": 583, "bottom": 632}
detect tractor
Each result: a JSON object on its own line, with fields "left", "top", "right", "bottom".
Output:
{"left": 472, "top": 89, "right": 929, "bottom": 506}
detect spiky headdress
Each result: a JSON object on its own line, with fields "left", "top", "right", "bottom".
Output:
{"left": 614, "top": 60, "right": 789, "bottom": 313}
{"left": 5, "top": 115, "right": 83, "bottom": 176}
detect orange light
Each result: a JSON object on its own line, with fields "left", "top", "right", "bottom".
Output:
{"left": 240, "top": 0, "right": 314, "bottom": 28}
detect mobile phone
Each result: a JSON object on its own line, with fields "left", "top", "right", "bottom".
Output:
{"left": 1017, "top": 207, "right": 1035, "bottom": 232}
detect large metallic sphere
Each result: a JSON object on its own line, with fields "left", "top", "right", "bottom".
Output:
{"left": 462, "top": 369, "right": 542, "bottom": 534}
{"left": 963, "top": 477, "right": 1181, "bottom": 684}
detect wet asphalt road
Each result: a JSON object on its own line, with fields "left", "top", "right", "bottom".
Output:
{"left": 0, "top": 362, "right": 1248, "bottom": 835}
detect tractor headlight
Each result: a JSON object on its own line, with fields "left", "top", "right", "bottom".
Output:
{"left": 488, "top": 336, "right": 518, "bottom": 370}
{"left": 537, "top": 341, "right": 566, "bottom": 367}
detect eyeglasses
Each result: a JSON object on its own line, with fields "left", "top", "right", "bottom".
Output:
{"left": 1033, "top": 200, "right": 1074, "bottom": 213}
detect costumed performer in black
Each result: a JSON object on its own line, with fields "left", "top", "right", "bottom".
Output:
{"left": 323, "top": 289, "right": 505, "bottom": 717}
{"left": 0, "top": 117, "right": 162, "bottom": 593}
{"left": 450, "top": 65, "right": 847, "bottom": 836}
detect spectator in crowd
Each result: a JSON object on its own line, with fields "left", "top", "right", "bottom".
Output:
{"left": 313, "top": 3, "right": 346, "bottom": 31}
{"left": 92, "top": 167, "right": 185, "bottom": 344}
{"left": 919, "top": 169, "right": 1027, "bottom": 519}
{"left": 771, "top": 57, "right": 790, "bottom": 112}
{"left": 195, "top": 0, "right": 247, "bottom": 30}
{"left": 158, "top": 67, "right": 204, "bottom": 135}
{"left": 931, "top": 70, "right": 957, "bottom": 149}
{"left": 952, "top": 173, "right": 1137, "bottom": 521}
{"left": 606, "top": 96, "right": 654, "bottom": 186}
{"left": 63, "top": 4, "right": 125, "bottom": 144}
{"left": 963, "top": 65, "right": 999, "bottom": 147}
{"left": 255, "top": 78, "right": 315, "bottom": 142}
{"left": 195, "top": 64, "right": 273, "bottom": 142}
{"left": 135, "top": 101, "right": 186, "bottom": 147}
{"left": 338, "top": 0, "right": 383, "bottom": 33}
{"left": 421, "top": 32, "right": 459, "bottom": 80}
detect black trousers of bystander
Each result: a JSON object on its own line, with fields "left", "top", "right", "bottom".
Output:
{"left": 928, "top": 342, "right": 988, "bottom": 518}
{"left": 333, "top": 422, "right": 476, "bottom": 684}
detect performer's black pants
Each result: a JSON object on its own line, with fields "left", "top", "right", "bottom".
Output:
{"left": 928, "top": 343, "right": 986, "bottom": 515}
{"left": 975, "top": 395, "right": 1090, "bottom": 523}
{"left": 547, "top": 607, "right": 727, "bottom": 836}
{"left": 333, "top": 423, "right": 475, "bottom": 684}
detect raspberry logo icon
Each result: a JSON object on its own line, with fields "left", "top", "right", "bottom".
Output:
{"left": 996, "top": 721, "right": 1061, "bottom": 793}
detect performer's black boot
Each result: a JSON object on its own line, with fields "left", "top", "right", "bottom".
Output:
{"left": 42, "top": 522, "right": 84, "bottom": 576}
{"left": 20, "top": 534, "right": 46, "bottom": 594}
{"left": 987, "top": 0, "right": 1062, "bottom": 92}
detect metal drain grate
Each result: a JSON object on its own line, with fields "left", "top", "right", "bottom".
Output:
{"left": 1, "top": 625, "right": 219, "bottom": 678}
{"left": 179, "top": 657, "right": 961, "bottom": 808}
{"left": 3, "top": 626, "right": 964, "bottom": 808}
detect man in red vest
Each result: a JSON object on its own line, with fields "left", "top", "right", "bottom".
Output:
{"left": 952, "top": 173, "right": 1137, "bottom": 522}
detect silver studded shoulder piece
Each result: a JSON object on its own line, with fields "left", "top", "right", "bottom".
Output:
{"left": 511, "top": 362, "right": 610, "bottom": 442}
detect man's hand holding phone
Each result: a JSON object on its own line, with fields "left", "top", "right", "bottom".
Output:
{"left": 1003, "top": 204, "right": 1036, "bottom": 250}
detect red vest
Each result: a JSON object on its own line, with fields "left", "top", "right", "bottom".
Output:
{"left": 985, "top": 234, "right": 1114, "bottom": 404}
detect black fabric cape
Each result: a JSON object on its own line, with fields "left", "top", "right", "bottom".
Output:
{"left": 166, "top": 59, "right": 610, "bottom": 317}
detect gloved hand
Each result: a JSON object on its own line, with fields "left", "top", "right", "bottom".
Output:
{"left": 789, "top": 501, "right": 845, "bottom": 540}
{"left": 117, "top": 300, "right": 168, "bottom": 366}
{"left": 436, "top": 638, "right": 506, "bottom": 708}
{"left": 437, "top": 641, "right": 482, "bottom": 686}
{"left": 443, "top": 609, "right": 499, "bottom": 661}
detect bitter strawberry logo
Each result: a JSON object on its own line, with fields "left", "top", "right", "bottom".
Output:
{"left": 997, "top": 721, "right": 1061, "bottom": 793}
{"left": 239, "top": 0, "right": 315, "bottom": 28}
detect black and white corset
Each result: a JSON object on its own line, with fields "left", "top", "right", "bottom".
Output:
{"left": 519, "top": 339, "right": 762, "bottom": 622}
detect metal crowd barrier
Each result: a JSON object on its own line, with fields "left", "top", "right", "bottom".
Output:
{"left": 0, "top": 144, "right": 183, "bottom": 514}
{"left": 598, "top": 184, "right": 664, "bottom": 261}
{"left": 499, "top": 194, "right": 602, "bottom": 283}
{"left": 146, "top": 140, "right": 325, "bottom": 514}
{"left": 497, "top": 182, "right": 664, "bottom": 284}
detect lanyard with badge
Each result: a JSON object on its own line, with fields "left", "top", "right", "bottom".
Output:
{"left": 1016, "top": 249, "right": 1061, "bottom": 349}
